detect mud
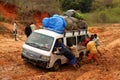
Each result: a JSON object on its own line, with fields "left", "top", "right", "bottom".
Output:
{"left": 0, "top": 22, "right": 120, "bottom": 80}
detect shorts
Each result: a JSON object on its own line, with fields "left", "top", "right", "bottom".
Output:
{"left": 69, "top": 57, "right": 76, "bottom": 65}
{"left": 88, "top": 53, "right": 97, "bottom": 60}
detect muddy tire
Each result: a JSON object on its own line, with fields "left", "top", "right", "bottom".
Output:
{"left": 76, "top": 52, "right": 84, "bottom": 66}
{"left": 51, "top": 60, "right": 61, "bottom": 71}
{"left": 78, "top": 52, "right": 84, "bottom": 61}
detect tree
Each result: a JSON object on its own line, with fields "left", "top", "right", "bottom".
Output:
{"left": 60, "top": 0, "right": 94, "bottom": 13}
{"left": 79, "top": 0, "right": 94, "bottom": 13}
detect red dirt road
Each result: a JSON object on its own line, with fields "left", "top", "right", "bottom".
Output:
{"left": 0, "top": 23, "right": 120, "bottom": 80}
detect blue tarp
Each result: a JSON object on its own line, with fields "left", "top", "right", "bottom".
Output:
{"left": 42, "top": 14, "right": 66, "bottom": 34}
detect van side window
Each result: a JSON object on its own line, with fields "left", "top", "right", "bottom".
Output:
{"left": 66, "top": 37, "right": 76, "bottom": 47}
{"left": 77, "top": 35, "right": 85, "bottom": 44}
{"left": 53, "top": 38, "right": 64, "bottom": 51}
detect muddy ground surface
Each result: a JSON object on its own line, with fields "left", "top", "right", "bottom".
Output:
{"left": 0, "top": 22, "right": 120, "bottom": 80}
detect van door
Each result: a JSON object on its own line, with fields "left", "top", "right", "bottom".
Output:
{"left": 52, "top": 38, "right": 67, "bottom": 64}
{"left": 66, "top": 36, "right": 79, "bottom": 57}
{"left": 76, "top": 35, "right": 86, "bottom": 56}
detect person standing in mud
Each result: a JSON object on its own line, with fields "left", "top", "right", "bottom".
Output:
{"left": 54, "top": 39, "right": 79, "bottom": 69}
{"left": 30, "top": 22, "right": 36, "bottom": 32}
{"left": 24, "top": 24, "right": 32, "bottom": 37}
{"left": 13, "top": 20, "right": 18, "bottom": 41}
{"left": 93, "top": 34, "right": 102, "bottom": 56}
{"left": 93, "top": 34, "right": 100, "bottom": 47}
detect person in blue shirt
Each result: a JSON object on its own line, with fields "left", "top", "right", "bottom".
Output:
{"left": 54, "top": 39, "right": 79, "bottom": 69}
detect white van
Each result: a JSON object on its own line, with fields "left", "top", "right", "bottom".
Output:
{"left": 21, "top": 29, "right": 89, "bottom": 70}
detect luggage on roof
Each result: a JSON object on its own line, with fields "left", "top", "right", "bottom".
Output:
{"left": 63, "top": 16, "right": 88, "bottom": 30}
{"left": 42, "top": 14, "right": 66, "bottom": 34}
{"left": 64, "top": 9, "right": 76, "bottom": 17}
{"left": 42, "top": 14, "right": 88, "bottom": 33}
{"left": 73, "top": 12, "right": 84, "bottom": 20}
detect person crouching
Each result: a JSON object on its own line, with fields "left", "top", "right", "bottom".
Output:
{"left": 86, "top": 35, "right": 100, "bottom": 65}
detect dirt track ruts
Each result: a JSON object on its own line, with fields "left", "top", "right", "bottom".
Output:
{"left": 0, "top": 24, "right": 120, "bottom": 80}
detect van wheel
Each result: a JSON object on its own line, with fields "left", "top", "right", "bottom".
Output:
{"left": 77, "top": 52, "right": 84, "bottom": 65}
{"left": 51, "top": 60, "right": 61, "bottom": 71}
{"left": 78, "top": 52, "right": 84, "bottom": 61}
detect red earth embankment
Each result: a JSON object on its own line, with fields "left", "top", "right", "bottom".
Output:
{"left": 0, "top": 1, "right": 49, "bottom": 28}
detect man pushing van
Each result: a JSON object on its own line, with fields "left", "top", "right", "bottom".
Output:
{"left": 54, "top": 39, "right": 79, "bottom": 69}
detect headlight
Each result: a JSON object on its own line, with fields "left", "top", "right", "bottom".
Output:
{"left": 40, "top": 55, "right": 50, "bottom": 61}
{"left": 22, "top": 48, "right": 27, "bottom": 53}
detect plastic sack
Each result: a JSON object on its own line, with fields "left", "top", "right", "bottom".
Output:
{"left": 73, "top": 12, "right": 84, "bottom": 19}
{"left": 63, "top": 16, "right": 88, "bottom": 30}
{"left": 64, "top": 9, "right": 76, "bottom": 17}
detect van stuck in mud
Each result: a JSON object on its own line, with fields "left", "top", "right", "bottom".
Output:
{"left": 21, "top": 28, "right": 89, "bottom": 70}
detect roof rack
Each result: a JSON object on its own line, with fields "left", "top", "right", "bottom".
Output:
{"left": 64, "top": 29, "right": 87, "bottom": 37}
{"left": 43, "top": 27, "right": 88, "bottom": 37}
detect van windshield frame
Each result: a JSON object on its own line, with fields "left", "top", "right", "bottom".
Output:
{"left": 25, "top": 32, "right": 54, "bottom": 51}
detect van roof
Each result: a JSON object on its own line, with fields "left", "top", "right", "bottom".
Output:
{"left": 34, "top": 29, "right": 88, "bottom": 38}
{"left": 34, "top": 29, "right": 63, "bottom": 38}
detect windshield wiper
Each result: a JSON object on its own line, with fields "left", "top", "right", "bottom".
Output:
{"left": 26, "top": 42, "right": 35, "bottom": 46}
{"left": 26, "top": 42, "right": 50, "bottom": 51}
{"left": 26, "top": 42, "right": 40, "bottom": 47}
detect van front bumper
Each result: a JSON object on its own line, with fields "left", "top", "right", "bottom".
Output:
{"left": 21, "top": 53, "right": 49, "bottom": 68}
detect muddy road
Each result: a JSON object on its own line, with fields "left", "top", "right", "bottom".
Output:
{"left": 0, "top": 23, "right": 120, "bottom": 80}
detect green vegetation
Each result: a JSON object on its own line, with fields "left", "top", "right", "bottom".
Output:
{"left": 83, "top": 7, "right": 120, "bottom": 25}
{"left": 0, "top": 0, "right": 120, "bottom": 24}
{"left": 60, "top": 0, "right": 94, "bottom": 13}
{"left": 60, "top": 0, "right": 120, "bottom": 24}
{"left": 84, "top": 7, "right": 120, "bottom": 25}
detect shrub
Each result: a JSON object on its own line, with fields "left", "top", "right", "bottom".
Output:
{"left": 98, "top": 11, "right": 109, "bottom": 23}
{"left": 84, "top": 7, "right": 120, "bottom": 24}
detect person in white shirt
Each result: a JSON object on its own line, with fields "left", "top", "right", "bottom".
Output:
{"left": 93, "top": 34, "right": 102, "bottom": 56}
{"left": 13, "top": 21, "right": 18, "bottom": 41}
{"left": 93, "top": 34, "right": 100, "bottom": 47}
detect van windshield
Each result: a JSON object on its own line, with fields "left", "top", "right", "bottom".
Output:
{"left": 25, "top": 32, "right": 54, "bottom": 51}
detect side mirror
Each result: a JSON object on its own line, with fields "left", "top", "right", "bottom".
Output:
{"left": 53, "top": 51, "right": 60, "bottom": 54}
